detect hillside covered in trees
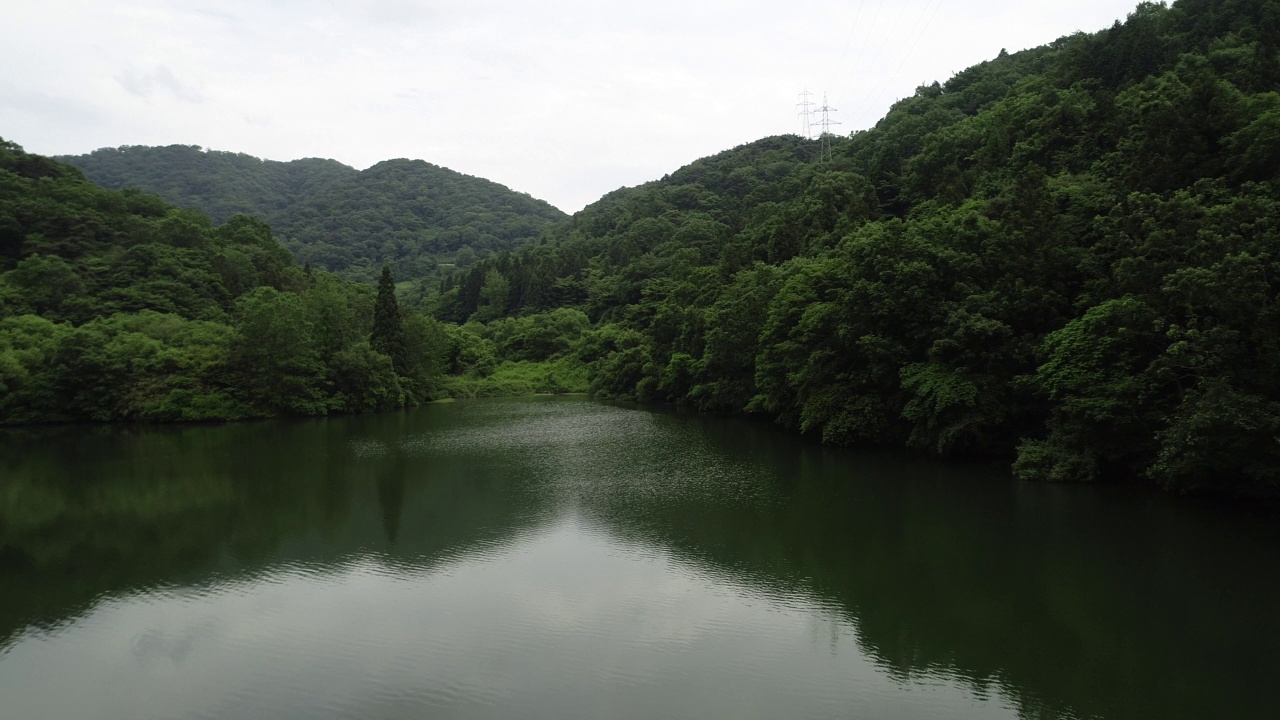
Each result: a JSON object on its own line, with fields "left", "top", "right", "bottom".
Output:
{"left": 60, "top": 145, "right": 567, "bottom": 282}
{"left": 435, "top": 0, "right": 1280, "bottom": 498}
{"left": 0, "top": 140, "right": 450, "bottom": 423}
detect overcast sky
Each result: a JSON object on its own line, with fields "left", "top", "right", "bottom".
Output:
{"left": 3, "top": 0, "right": 1142, "bottom": 213}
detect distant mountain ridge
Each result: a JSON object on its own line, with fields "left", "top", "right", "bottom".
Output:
{"left": 59, "top": 145, "right": 567, "bottom": 281}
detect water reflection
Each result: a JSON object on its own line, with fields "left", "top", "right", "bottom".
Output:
{"left": 1, "top": 397, "right": 1278, "bottom": 719}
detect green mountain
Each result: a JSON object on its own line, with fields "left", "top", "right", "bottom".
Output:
{"left": 439, "top": 0, "right": 1280, "bottom": 497}
{"left": 59, "top": 145, "right": 567, "bottom": 281}
{"left": 0, "top": 140, "right": 448, "bottom": 424}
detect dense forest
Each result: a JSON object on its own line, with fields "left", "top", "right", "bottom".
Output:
{"left": 0, "top": 140, "right": 451, "bottom": 422}
{"left": 6, "top": 0, "right": 1279, "bottom": 499}
{"left": 60, "top": 145, "right": 566, "bottom": 282}
{"left": 431, "top": 0, "right": 1280, "bottom": 498}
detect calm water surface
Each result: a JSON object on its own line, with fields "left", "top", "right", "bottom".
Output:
{"left": 1, "top": 396, "right": 1277, "bottom": 719}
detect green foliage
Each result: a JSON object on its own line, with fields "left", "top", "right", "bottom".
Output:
{"left": 692, "top": 264, "right": 780, "bottom": 411}
{"left": 582, "top": 324, "right": 656, "bottom": 400}
{"left": 444, "top": 324, "right": 499, "bottom": 377}
{"left": 0, "top": 315, "right": 70, "bottom": 423}
{"left": 485, "top": 308, "right": 591, "bottom": 361}
{"left": 471, "top": 269, "right": 512, "bottom": 323}
{"left": 401, "top": 313, "right": 450, "bottom": 399}
{"left": 230, "top": 287, "right": 326, "bottom": 415}
{"left": 329, "top": 340, "right": 404, "bottom": 412}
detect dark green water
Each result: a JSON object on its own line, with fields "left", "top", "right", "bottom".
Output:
{"left": 1, "top": 396, "right": 1276, "bottom": 719}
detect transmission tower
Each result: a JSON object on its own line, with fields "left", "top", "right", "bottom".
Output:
{"left": 816, "top": 92, "right": 841, "bottom": 162}
{"left": 796, "top": 88, "right": 816, "bottom": 140}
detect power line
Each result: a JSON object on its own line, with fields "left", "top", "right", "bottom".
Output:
{"left": 834, "top": 0, "right": 886, "bottom": 111}
{"left": 826, "top": 0, "right": 870, "bottom": 91}
{"left": 852, "top": 0, "right": 946, "bottom": 128}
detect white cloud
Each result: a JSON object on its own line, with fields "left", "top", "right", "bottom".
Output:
{"left": 1, "top": 0, "right": 1143, "bottom": 212}
{"left": 115, "top": 65, "right": 205, "bottom": 103}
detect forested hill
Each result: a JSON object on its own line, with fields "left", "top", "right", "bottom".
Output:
{"left": 438, "top": 0, "right": 1280, "bottom": 498}
{"left": 60, "top": 145, "right": 567, "bottom": 281}
{"left": 0, "top": 140, "right": 449, "bottom": 424}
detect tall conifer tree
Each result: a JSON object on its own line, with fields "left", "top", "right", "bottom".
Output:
{"left": 371, "top": 265, "right": 407, "bottom": 374}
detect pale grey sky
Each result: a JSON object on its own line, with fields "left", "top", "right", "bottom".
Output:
{"left": 2, "top": 1, "right": 1143, "bottom": 212}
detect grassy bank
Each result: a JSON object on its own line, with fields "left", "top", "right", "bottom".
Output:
{"left": 439, "top": 358, "right": 589, "bottom": 399}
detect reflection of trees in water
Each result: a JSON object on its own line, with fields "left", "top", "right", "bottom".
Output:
{"left": 376, "top": 469, "right": 406, "bottom": 546}
{"left": 0, "top": 419, "right": 352, "bottom": 646}
{"left": 584, "top": 409, "right": 1280, "bottom": 720}
{"left": 0, "top": 410, "right": 551, "bottom": 649}
{"left": 3, "top": 401, "right": 1278, "bottom": 719}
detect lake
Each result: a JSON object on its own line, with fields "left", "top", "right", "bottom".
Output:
{"left": 1, "top": 396, "right": 1276, "bottom": 719}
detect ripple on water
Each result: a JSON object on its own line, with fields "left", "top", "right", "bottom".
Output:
{"left": 348, "top": 438, "right": 391, "bottom": 459}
